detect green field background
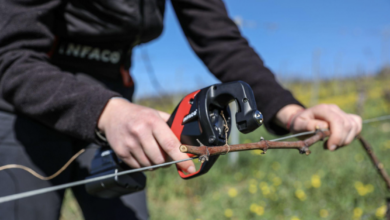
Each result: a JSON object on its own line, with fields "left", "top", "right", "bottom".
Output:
{"left": 61, "top": 74, "right": 390, "bottom": 220}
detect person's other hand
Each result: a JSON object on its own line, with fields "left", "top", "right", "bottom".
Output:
{"left": 97, "top": 98, "right": 196, "bottom": 173}
{"left": 275, "top": 104, "right": 362, "bottom": 151}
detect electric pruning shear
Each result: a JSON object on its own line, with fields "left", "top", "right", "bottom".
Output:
{"left": 167, "top": 81, "right": 263, "bottom": 179}
{"left": 86, "top": 81, "right": 263, "bottom": 197}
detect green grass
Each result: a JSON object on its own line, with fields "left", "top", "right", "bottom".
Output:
{"left": 61, "top": 76, "right": 390, "bottom": 220}
{"left": 145, "top": 124, "right": 390, "bottom": 220}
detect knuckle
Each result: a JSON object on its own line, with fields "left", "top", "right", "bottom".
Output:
{"left": 154, "top": 157, "right": 165, "bottom": 165}
{"left": 115, "top": 149, "right": 129, "bottom": 159}
{"left": 130, "top": 123, "right": 148, "bottom": 136}
{"left": 144, "top": 109, "right": 159, "bottom": 118}
{"left": 351, "top": 117, "right": 359, "bottom": 126}
{"left": 129, "top": 162, "right": 141, "bottom": 169}
{"left": 126, "top": 143, "right": 137, "bottom": 151}
{"left": 353, "top": 115, "right": 363, "bottom": 124}
{"left": 144, "top": 111, "right": 161, "bottom": 127}
{"left": 332, "top": 116, "right": 344, "bottom": 125}
{"left": 344, "top": 121, "right": 352, "bottom": 131}
{"left": 140, "top": 160, "right": 152, "bottom": 167}
{"left": 162, "top": 139, "right": 178, "bottom": 152}
{"left": 124, "top": 138, "right": 139, "bottom": 152}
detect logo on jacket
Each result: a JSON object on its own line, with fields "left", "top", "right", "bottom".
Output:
{"left": 58, "top": 43, "right": 121, "bottom": 64}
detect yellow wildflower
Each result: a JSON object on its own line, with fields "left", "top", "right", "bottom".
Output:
{"left": 376, "top": 205, "right": 386, "bottom": 218}
{"left": 295, "top": 189, "right": 307, "bottom": 201}
{"left": 224, "top": 209, "right": 233, "bottom": 218}
{"left": 353, "top": 207, "right": 363, "bottom": 219}
{"left": 273, "top": 177, "right": 282, "bottom": 186}
{"left": 354, "top": 181, "right": 374, "bottom": 196}
{"left": 291, "top": 216, "right": 300, "bottom": 220}
{"left": 251, "top": 150, "right": 263, "bottom": 155}
{"left": 249, "top": 204, "right": 264, "bottom": 216}
{"left": 228, "top": 188, "right": 237, "bottom": 198}
{"left": 255, "top": 206, "right": 264, "bottom": 216}
{"left": 250, "top": 203, "right": 258, "bottom": 213}
{"left": 260, "top": 182, "right": 271, "bottom": 195}
{"left": 311, "top": 175, "right": 321, "bottom": 188}
{"left": 249, "top": 184, "right": 257, "bottom": 194}
{"left": 319, "top": 209, "right": 329, "bottom": 218}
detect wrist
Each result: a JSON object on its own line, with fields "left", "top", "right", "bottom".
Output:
{"left": 274, "top": 104, "right": 305, "bottom": 129}
{"left": 97, "top": 97, "right": 129, "bottom": 132}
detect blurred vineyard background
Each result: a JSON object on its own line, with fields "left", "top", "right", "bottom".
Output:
{"left": 61, "top": 67, "right": 390, "bottom": 220}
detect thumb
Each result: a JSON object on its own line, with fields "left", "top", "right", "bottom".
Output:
{"left": 293, "top": 117, "right": 329, "bottom": 132}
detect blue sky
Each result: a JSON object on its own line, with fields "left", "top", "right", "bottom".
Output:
{"left": 131, "top": 0, "right": 390, "bottom": 98}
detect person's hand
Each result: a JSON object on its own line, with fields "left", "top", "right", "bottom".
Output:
{"left": 97, "top": 98, "right": 196, "bottom": 173}
{"left": 275, "top": 104, "right": 362, "bottom": 151}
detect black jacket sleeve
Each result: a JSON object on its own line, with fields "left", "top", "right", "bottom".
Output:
{"left": 171, "top": 0, "right": 303, "bottom": 135}
{"left": 0, "top": 0, "right": 120, "bottom": 143}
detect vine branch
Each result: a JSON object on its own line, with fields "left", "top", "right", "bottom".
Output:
{"left": 179, "top": 129, "right": 390, "bottom": 190}
{"left": 180, "top": 130, "right": 330, "bottom": 160}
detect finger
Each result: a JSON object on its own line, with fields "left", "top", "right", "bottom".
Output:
{"left": 308, "top": 106, "right": 348, "bottom": 151}
{"left": 121, "top": 154, "right": 142, "bottom": 169}
{"left": 293, "top": 117, "right": 329, "bottom": 132}
{"left": 125, "top": 137, "right": 153, "bottom": 167}
{"left": 350, "top": 114, "right": 363, "bottom": 134}
{"left": 342, "top": 117, "right": 357, "bottom": 146}
{"left": 327, "top": 109, "right": 351, "bottom": 150}
{"left": 140, "top": 132, "right": 167, "bottom": 165}
{"left": 158, "top": 111, "right": 171, "bottom": 122}
{"left": 153, "top": 121, "right": 196, "bottom": 174}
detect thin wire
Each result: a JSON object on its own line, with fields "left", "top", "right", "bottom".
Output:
{"left": 270, "top": 114, "right": 390, "bottom": 142}
{"left": 0, "top": 130, "right": 325, "bottom": 204}
{"left": 1, "top": 114, "right": 390, "bottom": 204}
{"left": 270, "top": 131, "right": 317, "bottom": 142}
{"left": 363, "top": 115, "right": 390, "bottom": 124}
{"left": 0, "top": 157, "right": 196, "bottom": 204}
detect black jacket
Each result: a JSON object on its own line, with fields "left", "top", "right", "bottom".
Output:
{"left": 0, "top": 0, "right": 301, "bottom": 144}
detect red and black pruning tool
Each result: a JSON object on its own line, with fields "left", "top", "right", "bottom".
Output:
{"left": 85, "top": 81, "right": 263, "bottom": 198}
{"left": 167, "top": 81, "right": 264, "bottom": 179}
